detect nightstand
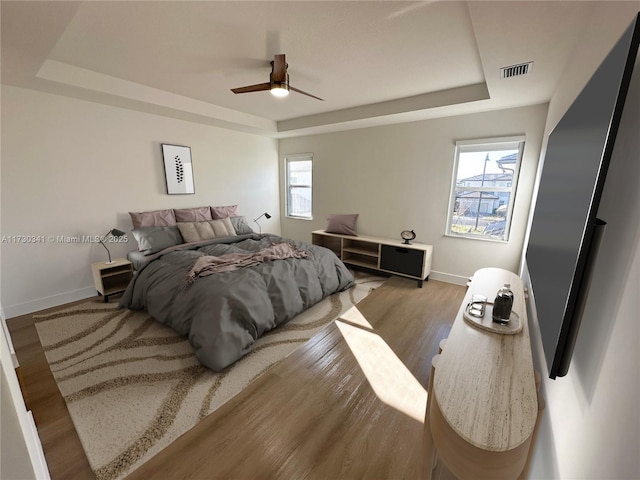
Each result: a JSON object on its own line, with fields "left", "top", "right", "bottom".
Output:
{"left": 91, "top": 258, "right": 133, "bottom": 302}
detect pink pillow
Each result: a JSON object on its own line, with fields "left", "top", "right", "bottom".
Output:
{"left": 174, "top": 206, "right": 212, "bottom": 222}
{"left": 129, "top": 209, "right": 176, "bottom": 228}
{"left": 210, "top": 204, "right": 238, "bottom": 219}
{"left": 326, "top": 214, "right": 359, "bottom": 236}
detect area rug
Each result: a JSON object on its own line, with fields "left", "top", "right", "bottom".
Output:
{"left": 33, "top": 270, "right": 385, "bottom": 480}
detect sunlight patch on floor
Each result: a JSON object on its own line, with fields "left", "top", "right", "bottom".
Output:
{"left": 339, "top": 305, "right": 374, "bottom": 329}
{"left": 335, "top": 307, "right": 427, "bottom": 423}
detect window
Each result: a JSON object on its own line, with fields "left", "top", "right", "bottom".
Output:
{"left": 446, "top": 137, "right": 524, "bottom": 241}
{"left": 285, "top": 154, "right": 313, "bottom": 219}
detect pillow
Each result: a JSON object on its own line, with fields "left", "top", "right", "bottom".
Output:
{"left": 229, "top": 216, "right": 254, "bottom": 235}
{"left": 177, "top": 218, "right": 236, "bottom": 243}
{"left": 129, "top": 209, "right": 176, "bottom": 228}
{"left": 131, "top": 226, "right": 184, "bottom": 255}
{"left": 174, "top": 206, "right": 212, "bottom": 223}
{"left": 210, "top": 204, "right": 238, "bottom": 219}
{"left": 326, "top": 213, "right": 359, "bottom": 236}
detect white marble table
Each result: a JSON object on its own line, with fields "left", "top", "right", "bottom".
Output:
{"left": 424, "top": 267, "right": 539, "bottom": 479}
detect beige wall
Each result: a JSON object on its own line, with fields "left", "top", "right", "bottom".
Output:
{"left": 279, "top": 104, "right": 548, "bottom": 284}
{"left": 1, "top": 86, "right": 279, "bottom": 317}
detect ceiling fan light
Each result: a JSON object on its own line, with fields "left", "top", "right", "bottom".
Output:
{"left": 270, "top": 83, "right": 289, "bottom": 97}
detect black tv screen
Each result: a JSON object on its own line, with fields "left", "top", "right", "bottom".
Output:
{"left": 526, "top": 13, "right": 639, "bottom": 379}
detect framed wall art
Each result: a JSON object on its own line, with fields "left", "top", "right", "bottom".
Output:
{"left": 161, "top": 143, "right": 195, "bottom": 195}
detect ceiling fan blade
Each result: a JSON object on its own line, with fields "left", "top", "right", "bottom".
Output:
{"left": 289, "top": 85, "right": 324, "bottom": 101}
{"left": 231, "top": 82, "right": 271, "bottom": 94}
{"left": 272, "top": 54, "right": 287, "bottom": 82}
{"left": 231, "top": 54, "right": 322, "bottom": 100}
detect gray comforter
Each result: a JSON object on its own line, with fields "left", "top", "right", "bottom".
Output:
{"left": 119, "top": 234, "right": 354, "bottom": 371}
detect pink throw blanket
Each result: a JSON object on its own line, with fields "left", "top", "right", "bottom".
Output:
{"left": 185, "top": 242, "right": 308, "bottom": 287}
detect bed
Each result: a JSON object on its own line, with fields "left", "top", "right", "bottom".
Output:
{"left": 119, "top": 207, "right": 354, "bottom": 371}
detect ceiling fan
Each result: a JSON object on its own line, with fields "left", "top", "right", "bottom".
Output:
{"left": 231, "top": 54, "right": 324, "bottom": 101}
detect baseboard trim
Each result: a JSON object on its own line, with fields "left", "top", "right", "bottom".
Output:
{"left": 429, "top": 271, "right": 470, "bottom": 286}
{"left": 4, "top": 272, "right": 469, "bottom": 317}
{"left": 3, "top": 286, "right": 97, "bottom": 319}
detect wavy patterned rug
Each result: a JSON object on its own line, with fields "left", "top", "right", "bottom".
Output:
{"left": 33, "top": 270, "right": 385, "bottom": 480}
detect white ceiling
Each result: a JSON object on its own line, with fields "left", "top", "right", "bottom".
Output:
{"left": 0, "top": 1, "right": 612, "bottom": 137}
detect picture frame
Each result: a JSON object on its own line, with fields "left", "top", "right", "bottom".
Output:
{"left": 161, "top": 143, "right": 195, "bottom": 195}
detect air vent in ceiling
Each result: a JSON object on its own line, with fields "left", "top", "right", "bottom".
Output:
{"left": 501, "top": 61, "right": 533, "bottom": 79}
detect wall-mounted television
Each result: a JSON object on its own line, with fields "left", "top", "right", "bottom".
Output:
{"left": 526, "top": 12, "right": 640, "bottom": 379}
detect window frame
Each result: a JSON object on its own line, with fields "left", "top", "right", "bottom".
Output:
{"left": 285, "top": 153, "right": 313, "bottom": 220}
{"left": 445, "top": 136, "right": 525, "bottom": 242}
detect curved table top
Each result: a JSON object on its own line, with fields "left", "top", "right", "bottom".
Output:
{"left": 433, "top": 267, "right": 538, "bottom": 452}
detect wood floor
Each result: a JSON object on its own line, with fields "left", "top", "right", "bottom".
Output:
{"left": 8, "top": 276, "right": 466, "bottom": 480}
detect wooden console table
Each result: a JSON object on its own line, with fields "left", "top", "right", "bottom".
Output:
{"left": 311, "top": 230, "right": 432, "bottom": 287}
{"left": 422, "top": 267, "right": 541, "bottom": 479}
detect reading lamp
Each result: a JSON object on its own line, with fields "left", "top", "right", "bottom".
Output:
{"left": 253, "top": 212, "right": 272, "bottom": 233}
{"left": 100, "top": 228, "right": 126, "bottom": 264}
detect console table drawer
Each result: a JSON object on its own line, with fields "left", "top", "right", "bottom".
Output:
{"left": 380, "top": 245, "right": 424, "bottom": 277}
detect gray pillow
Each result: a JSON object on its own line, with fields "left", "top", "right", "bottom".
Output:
{"left": 230, "top": 216, "right": 254, "bottom": 235}
{"left": 132, "top": 226, "right": 183, "bottom": 254}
